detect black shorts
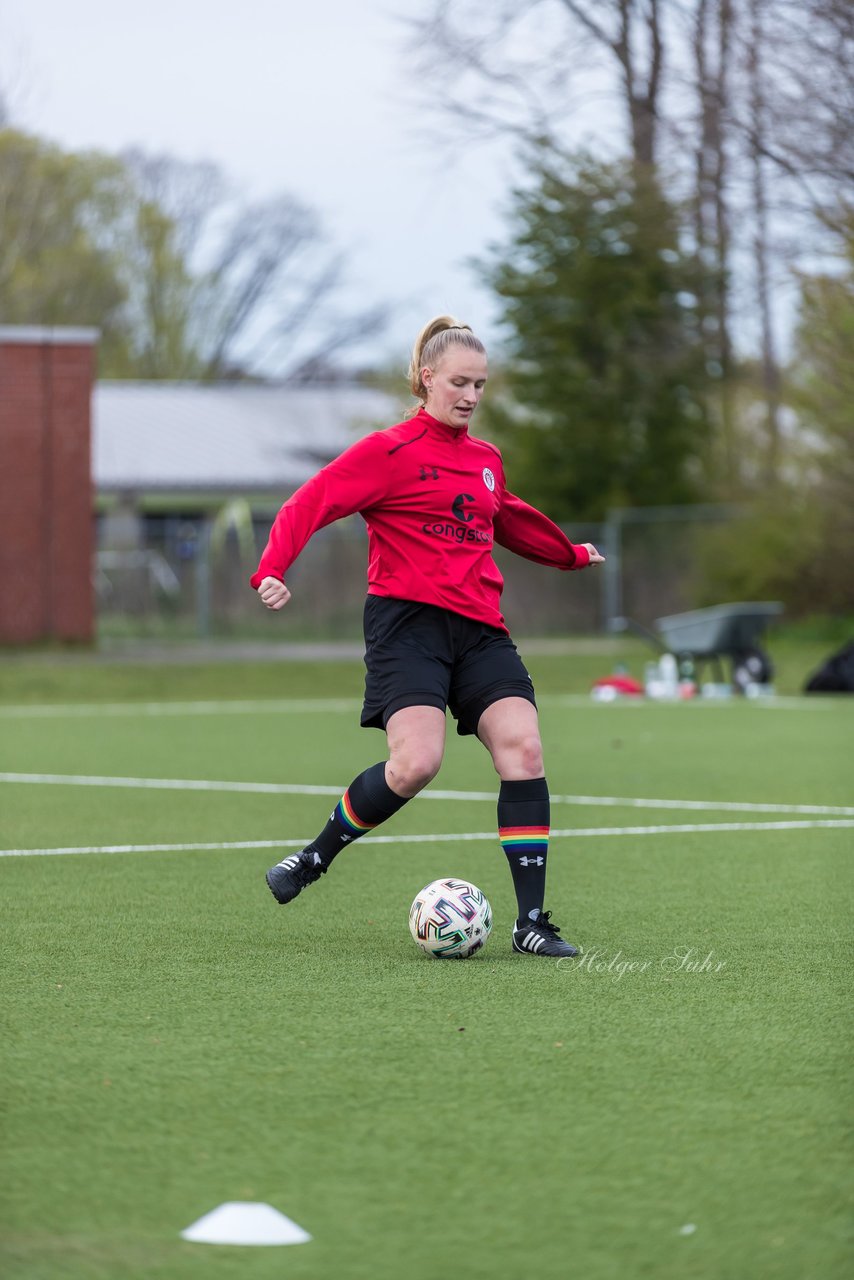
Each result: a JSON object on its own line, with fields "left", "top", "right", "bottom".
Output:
{"left": 360, "top": 596, "right": 537, "bottom": 737}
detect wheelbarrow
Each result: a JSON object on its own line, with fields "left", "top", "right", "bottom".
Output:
{"left": 612, "top": 602, "right": 784, "bottom": 691}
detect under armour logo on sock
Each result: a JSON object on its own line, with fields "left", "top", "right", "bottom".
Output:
{"left": 518, "top": 856, "right": 544, "bottom": 867}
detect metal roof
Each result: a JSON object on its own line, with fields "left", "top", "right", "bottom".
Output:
{"left": 0, "top": 325, "right": 99, "bottom": 344}
{"left": 93, "top": 382, "right": 403, "bottom": 493}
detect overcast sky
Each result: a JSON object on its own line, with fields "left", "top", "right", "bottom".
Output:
{"left": 1, "top": 0, "right": 525, "bottom": 371}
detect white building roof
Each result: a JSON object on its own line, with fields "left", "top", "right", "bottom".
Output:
{"left": 93, "top": 382, "right": 403, "bottom": 493}
{"left": 0, "top": 325, "right": 99, "bottom": 344}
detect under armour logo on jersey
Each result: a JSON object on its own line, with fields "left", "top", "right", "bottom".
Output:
{"left": 419, "top": 465, "right": 439, "bottom": 480}
{"left": 518, "top": 855, "right": 544, "bottom": 867}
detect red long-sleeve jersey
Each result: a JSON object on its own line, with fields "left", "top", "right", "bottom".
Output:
{"left": 251, "top": 408, "right": 590, "bottom": 633}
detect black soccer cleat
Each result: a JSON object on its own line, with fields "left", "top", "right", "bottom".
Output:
{"left": 265, "top": 849, "right": 326, "bottom": 904}
{"left": 512, "top": 909, "right": 579, "bottom": 958}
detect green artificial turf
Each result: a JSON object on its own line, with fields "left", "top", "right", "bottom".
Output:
{"left": 0, "top": 653, "right": 852, "bottom": 1279}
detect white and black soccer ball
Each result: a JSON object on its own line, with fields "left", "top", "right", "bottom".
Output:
{"left": 409, "top": 878, "right": 493, "bottom": 959}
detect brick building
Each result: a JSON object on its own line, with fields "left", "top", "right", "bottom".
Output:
{"left": 0, "top": 326, "right": 98, "bottom": 644}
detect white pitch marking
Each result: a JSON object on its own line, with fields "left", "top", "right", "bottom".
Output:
{"left": 0, "top": 771, "right": 345, "bottom": 797}
{"left": 550, "top": 794, "right": 854, "bottom": 816}
{"left": 0, "top": 697, "right": 360, "bottom": 718}
{"left": 2, "top": 819, "right": 853, "bottom": 859}
{"left": 1, "top": 771, "right": 852, "bottom": 816}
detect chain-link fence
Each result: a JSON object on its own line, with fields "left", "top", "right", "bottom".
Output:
{"left": 601, "top": 504, "right": 745, "bottom": 632}
{"left": 94, "top": 503, "right": 742, "bottom": 640}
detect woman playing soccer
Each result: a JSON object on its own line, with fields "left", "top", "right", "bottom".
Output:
{"left": 252, "top": 316, "right": 604, "bottom": 957}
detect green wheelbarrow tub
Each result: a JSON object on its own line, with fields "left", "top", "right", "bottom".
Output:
{"left": 654, "top": 602, "right": 783, "bottom": 657}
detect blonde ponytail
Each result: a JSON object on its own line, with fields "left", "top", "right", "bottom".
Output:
{"left": 407, "top": 315, "right": 486, "bottom": 408}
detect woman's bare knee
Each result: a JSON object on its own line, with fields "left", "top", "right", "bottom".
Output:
{"left": 490, "top": 732, "right": 543, "bottom": 779}
{"left": 518, "top": 733, "right": 545, "bottom": 778}
{"left": 478, "top": 698, "right": 544, "bottom": 780}
{"left": 385, "top": 706, "right": 446, "bottom": 797}
{"left": 387, "top": 747, "right": 442, "bottom": 796}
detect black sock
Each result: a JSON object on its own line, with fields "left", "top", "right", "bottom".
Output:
{"left": 498, "top": 777, "right": 550, "bottom": 925}
{"left": 306, "top": 762, "right": 410, "bottom": 868}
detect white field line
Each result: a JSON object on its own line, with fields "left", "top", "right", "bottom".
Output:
{"left": 0, "top": 697, "right": 361, "bottom": 718}
{"left": 2, "top": 819, "right": 853, "bottom": 859}
{"left": 1, "top": 771, "right": 853, "bottom": 817}
{"left": 0, "top": 693, "right": 843, "bottom": 718}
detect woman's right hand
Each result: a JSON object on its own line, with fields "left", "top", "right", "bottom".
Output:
{"left": 257, "top": 576, "right": 292, "bottom": 610}
{"left": 581, "top": 543, "right": 606, "bottom": 565}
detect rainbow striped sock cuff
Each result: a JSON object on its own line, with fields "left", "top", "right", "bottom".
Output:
{"left": 499, "top": 825, "right": 550, "bottom": 856}
{"left": 336, "top": 789, "right": 377, "bottom": 836}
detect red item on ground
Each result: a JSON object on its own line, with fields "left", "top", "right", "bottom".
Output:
{"left": 592, "top": 675, "right": 645, "bottom": 696}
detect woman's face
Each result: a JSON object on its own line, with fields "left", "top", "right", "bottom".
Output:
{"left": 422, "top": 348, "right": 488, "bottom": 428}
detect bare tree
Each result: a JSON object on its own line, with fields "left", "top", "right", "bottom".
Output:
{"left": 404, "top": 0, "right": 853, "bottom": 489}
{"left": 120, "top": 150, "right": 389, "bottom": 381}
{"left": 121, "top": 150, "right": 224, "bottom": 263}
{"left": 692, "top": 0, "right": 737, "bottom": 485}
{"left": 736, "top": 0, "right": 854, "bottom": 232}
{"left": 404, "top": 0, "right": 665, "bottom": 168}
{"left": 745, "top": 0, "right": 783, "bottom": 482}
{"left": 712, "top": 0, "right": 852, "bottom": 481}
{"left": 557, "top": 0, "right": 664, "bottom": 167}
{"left": 407, "top": 0, "right": 852, "bottom": 213}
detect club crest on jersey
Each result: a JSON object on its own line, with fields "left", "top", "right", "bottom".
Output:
{"left": 482, "top": 467, "right": 496, "bottom": 492}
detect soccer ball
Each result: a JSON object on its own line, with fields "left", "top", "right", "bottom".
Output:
{"left": 409, "top": 878, "right": 493, "bottom": 959}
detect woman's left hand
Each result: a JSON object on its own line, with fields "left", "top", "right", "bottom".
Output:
{"left": 582, "top": 543, "right": 606, "bottom": 565}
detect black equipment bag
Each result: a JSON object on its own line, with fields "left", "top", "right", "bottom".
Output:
{"left": 804, "top": 641, "right": 854, "bottom": 693}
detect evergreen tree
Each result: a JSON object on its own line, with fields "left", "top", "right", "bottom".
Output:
{"left": 480, "top": 157, "right": 713, "bottom": 520}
